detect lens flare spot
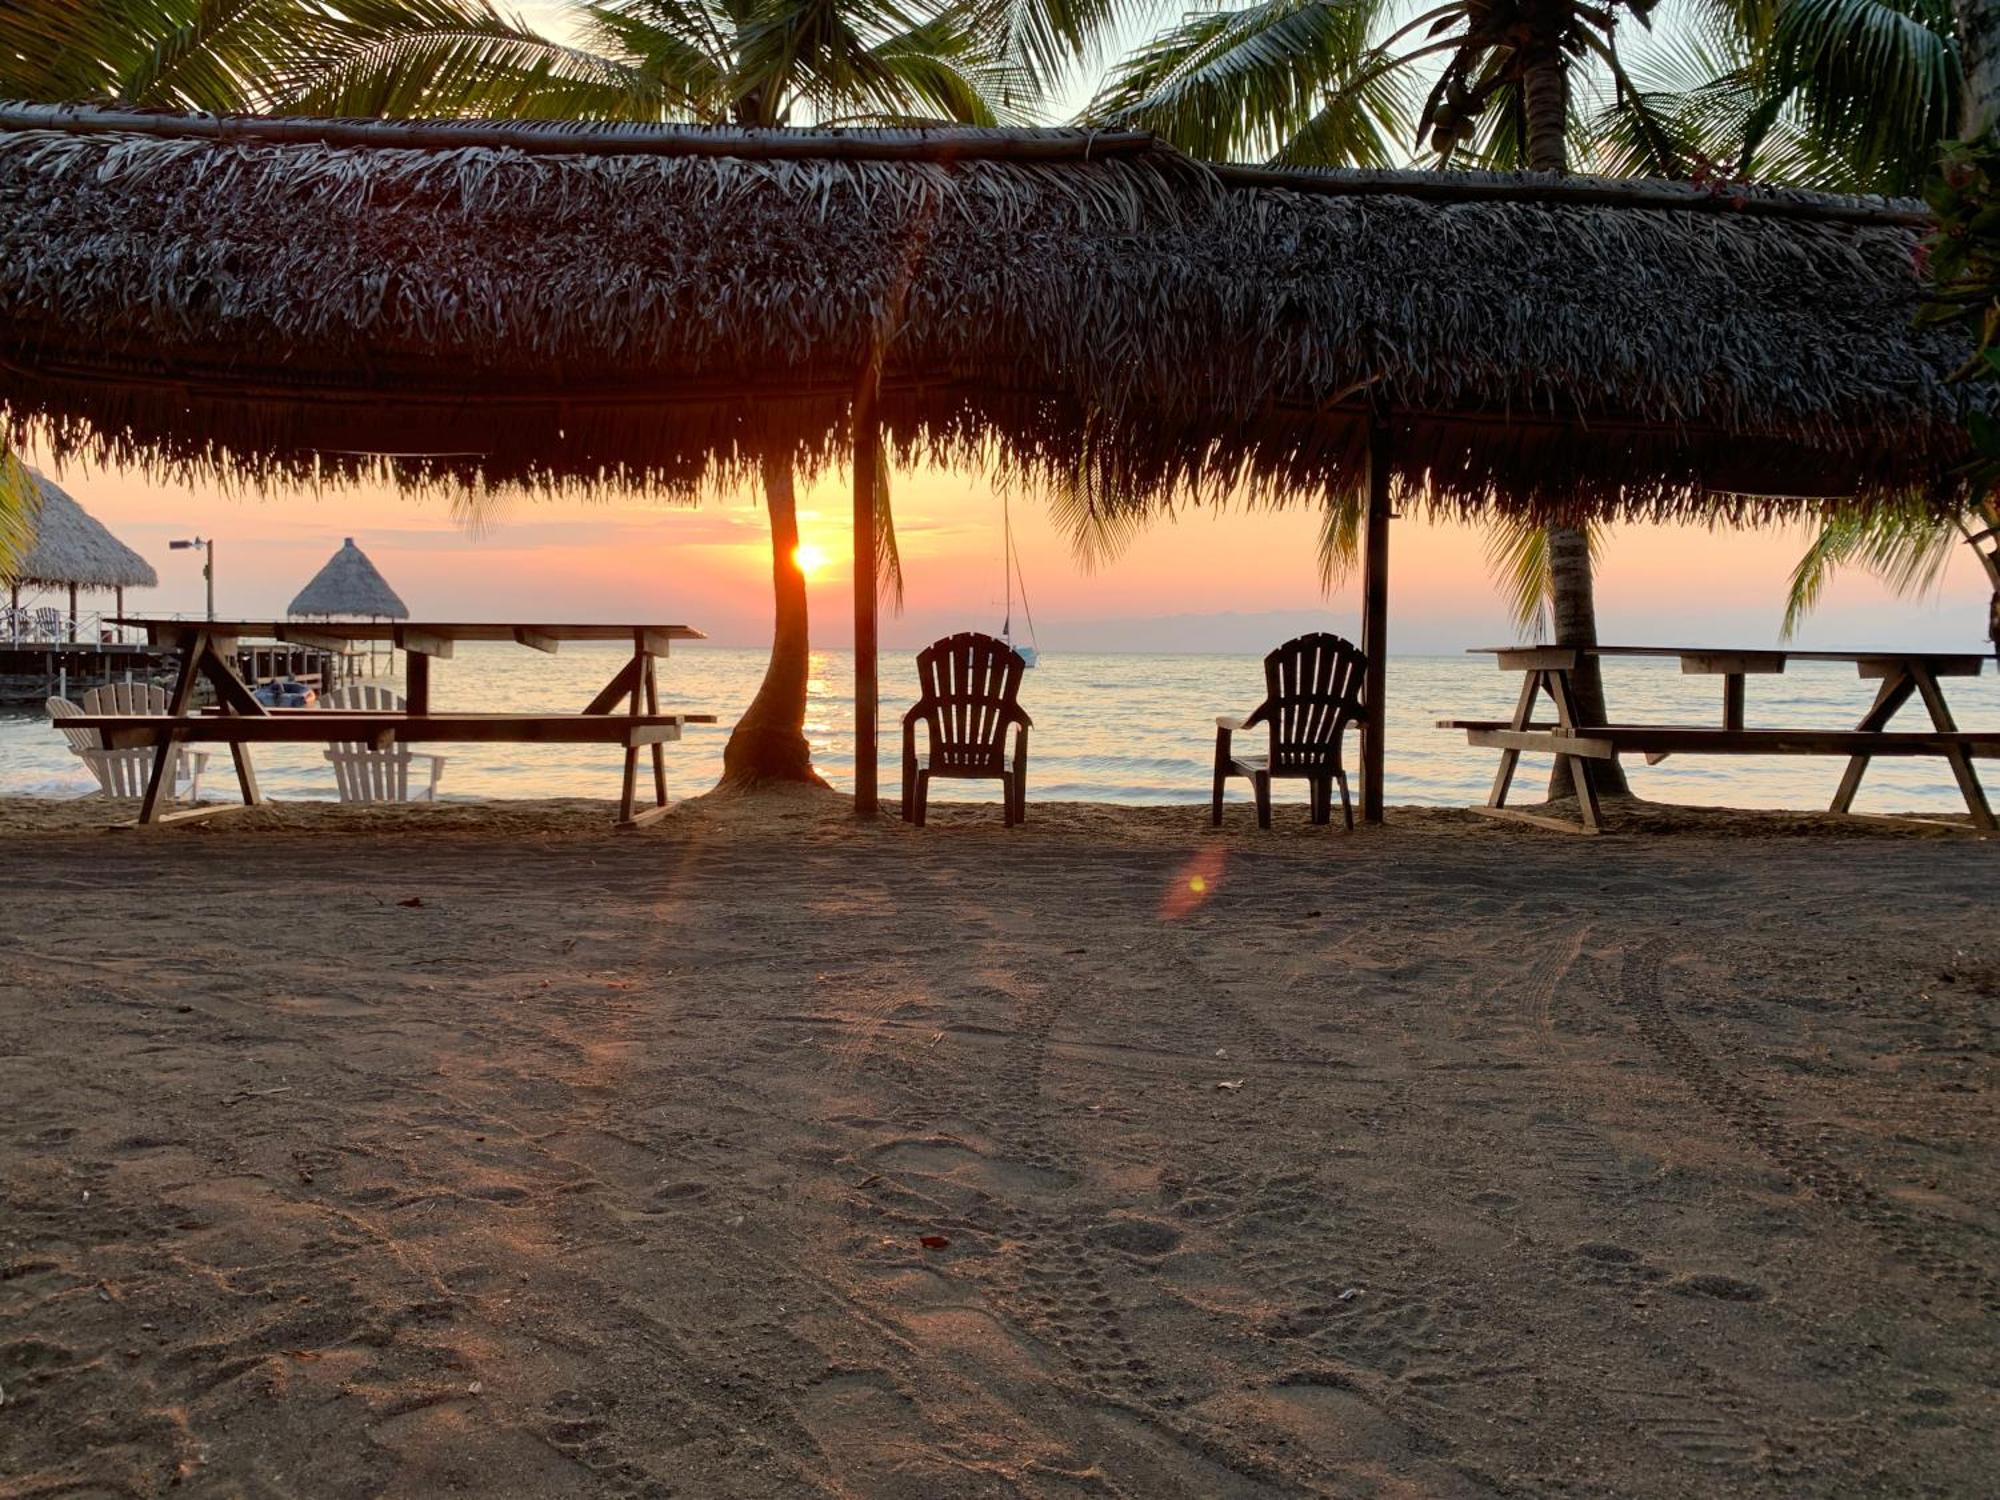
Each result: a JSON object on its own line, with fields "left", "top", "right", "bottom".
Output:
{"left": 793, "top": 544, "right": 828, "bottom": 577}
{"left": 1161, "top": 847, "right": 1228, "bottom": 920}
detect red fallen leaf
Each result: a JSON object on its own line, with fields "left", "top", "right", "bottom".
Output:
{"left": 919, "top": 1235, "right": 951, "bottom": 1250}
{"left": 397, "top": 897, "right": 424, "bottom": 908}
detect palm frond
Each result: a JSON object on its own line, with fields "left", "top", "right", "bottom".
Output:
{"left": 1781, "top": 504, "right": 1968, "bottom": 636}
{"left": 1315, "top": 489, "right": 1362, "bottom": 593}
{"left": 0, "top": 443, "right": 40, "bottom": 579}
{"left": 1766, "top": 0, "right": 1960, "bottom": 195}
{"left": 281, "top": 1, "right": 663, "bottom": 119}
{"left": 1085, "top": 0, "right": 1401, "bottom": 165}
{"left": 1485, "top": 516, "right": 1554, "bottom": 639}
{"left": 874, "top": 448, "right": 904, "bottom": 609}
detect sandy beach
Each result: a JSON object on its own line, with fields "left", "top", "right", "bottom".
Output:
{"left": 1, "top": 792, "right": 1994, "bottom": 1497}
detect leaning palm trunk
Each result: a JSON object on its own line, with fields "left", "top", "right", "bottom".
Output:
{"left": 721, "top": 454, "right": 826, "bottom": 787}
{"left": 1523, "top": 42, "right": 1629, "bottom": 798}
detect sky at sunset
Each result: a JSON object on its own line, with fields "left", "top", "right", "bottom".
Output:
{"left": 20, "top": 453, "right": 1994, "bottom": 655}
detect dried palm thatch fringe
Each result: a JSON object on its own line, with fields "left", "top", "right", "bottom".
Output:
{"left": 288, "top": 537, "right": 409, "bottom": 618}
{"left": 0, "top": 108, "right": 1983, "bottom": 526}
{"left": 4, "top": 468, "right": 157, "bottom": 590}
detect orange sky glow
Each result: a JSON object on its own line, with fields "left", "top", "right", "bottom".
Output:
{"left": 22, "top": 452, "right": 1994, "bottom": 655}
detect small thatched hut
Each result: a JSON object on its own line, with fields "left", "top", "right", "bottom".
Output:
{"left": 288, "top": 537, "right": 408, "bottom": 619}
{"left": 5, "top": 467, "right": 157, "bottom": 633}
{"left": 0, "top": 105, "right": 1980, "bottom": 811}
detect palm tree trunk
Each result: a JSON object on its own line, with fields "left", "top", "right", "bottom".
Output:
{"left": 720, "top": 453, "right": 825, "bottom": 787}
{"left": 1958, "top": 0, "right": 2000, "bottom": 135}
{"left": 1522, "top": 49, "right": 1568, "bottom": 173}
{"left": 1520, "top": 35, "right": 1627, "bottom": 798}
{"left": 1546, "top": 525, "right": 1629, "bottom": 797}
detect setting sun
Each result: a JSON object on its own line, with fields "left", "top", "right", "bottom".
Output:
{"left": 792, "top": 544, "right": 828, "bottom": 577}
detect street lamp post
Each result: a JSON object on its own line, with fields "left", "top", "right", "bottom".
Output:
{"left": 169, "top": 537, "right": 215, "bottom": 621}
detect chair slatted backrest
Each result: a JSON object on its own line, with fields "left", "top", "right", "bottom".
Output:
{"left": 48, "top": 695, "right": 157, "bottom": 796}
{"left": 82, "top": 682, "right": 171, "bottom": 717}
{"left": 35, "top": 606, "right": 60, "bottom": 641}
{"left": 913, "top": 632, "right": 1026, "bottom": 770}
{"left": 1250, "top": 633, "right": 1369, "bottom": 772}
{"left": 320, "top": 683, "right": 411, "bottom": 802}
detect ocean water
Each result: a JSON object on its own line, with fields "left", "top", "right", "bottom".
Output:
{"left": 2, "top": 645, "right": 1993, "bottom": 814}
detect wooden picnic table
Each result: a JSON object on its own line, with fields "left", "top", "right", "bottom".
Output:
{"left": 1440, "top": 644, "right": 1996, "bottom": 834}
{"left": 97, "top": 619, "right": 714, "bottom": 827}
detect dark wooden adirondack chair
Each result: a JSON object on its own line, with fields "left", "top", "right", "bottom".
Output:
{"left": 902, "top": 631, "right": 1032, "bottom": 826}
{"left": 1213, "top": 633, "right": 1370, "bottom": 830}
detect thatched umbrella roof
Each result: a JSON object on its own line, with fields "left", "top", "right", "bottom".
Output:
{"left": 0, "top": 104, "right": 1982, "bottom": 525}
{"left": 4, "top": 467, "right": 157, "bottom": 591}
{"left": 288, "top": 536, "right": 408, "bottom": 618}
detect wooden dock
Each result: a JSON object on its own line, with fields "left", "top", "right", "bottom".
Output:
{"left": 3, "top": 639, "right": 350, "bottom": 707}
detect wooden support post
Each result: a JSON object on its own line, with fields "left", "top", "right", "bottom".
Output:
{"left": 1359, "top": 421, "right": 1392, "bottom": 824}
{"left": 852, "top": 365, "right": 883, "bottom": 819}
{"left": 406, "top": 650, "right": 432, "bottom": 716}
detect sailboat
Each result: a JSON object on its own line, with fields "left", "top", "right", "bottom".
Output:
{"left": 1001, "top": 495, "right": 1039, "bottom": 667}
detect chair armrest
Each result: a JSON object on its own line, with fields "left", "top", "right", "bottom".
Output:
{"left": 1012, "top": 706, "right": 1034, "bottom": 728}
{"left": 1215, "top": 716, "right": 1247, "bottom": 731}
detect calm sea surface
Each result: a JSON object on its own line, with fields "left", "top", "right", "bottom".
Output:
{"left": 3, "top": 646, "right": 1994, "bottom": 813}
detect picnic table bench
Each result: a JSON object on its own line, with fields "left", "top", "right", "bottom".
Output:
{"left": 92, "top": 619, "right": 716, "bottom": 827}
{"left": 1440, "top": 645, "right": 1996, "bottom": 834}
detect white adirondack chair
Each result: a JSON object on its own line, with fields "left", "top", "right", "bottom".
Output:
{"left": 319, "top": 683, "right": 445, "bottom": 802}
{"left": 47, "top": 684, "right": 209, "bottom": 800}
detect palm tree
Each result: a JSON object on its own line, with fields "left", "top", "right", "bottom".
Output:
{"left": 1091, "top": 0, "right": 1668, "bottom": 796}
{"left": 581, "top": 0, "right": 1031, "bottom": 787}
{"left": 1615, "top": 2, "right": 1999, "bottom": 650}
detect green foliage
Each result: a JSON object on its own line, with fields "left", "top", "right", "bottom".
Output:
{"left": 1780, "top": 503, "right": 1970, "bottom": 636}
{"left": 1779, "top": 130, "right": 2000, "bottom": 640}
{"left": 1584, "top": 0, "right": 1962, "bottom": 194}
{"left": 1085, "top": 0, "right": 1675, "bottom": 173}
{"left": 0, "top": 0, "right": 643, "bottom": 117}
{"left": 584, "top": 0, "right": 1030, "bottom": 128}
{"left": 1483, "top": 515, "right": 1606, "bottom": 640}
{"left": 0, "top": 448, "right": 40, "bottom": 581}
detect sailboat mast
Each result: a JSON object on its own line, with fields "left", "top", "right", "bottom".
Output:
{"left": 1003, "top": 496, "right": 1013, "bottom": 637}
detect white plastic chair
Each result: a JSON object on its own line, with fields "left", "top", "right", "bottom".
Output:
{"left": 319, "top": 683, "right": 445, "bottom": 802}
{"left": 47, "top": 685, "right": 209, "bottom": 800}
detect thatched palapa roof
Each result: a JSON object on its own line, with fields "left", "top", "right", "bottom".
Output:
{"left": 5, "top": 468, "right": 158, "bottom": 591}
{"left": 0, "top": 104, "right": 1982, "bottom": 524}
{"left": 288, "top": 537, "right": 408, "bottom": 618}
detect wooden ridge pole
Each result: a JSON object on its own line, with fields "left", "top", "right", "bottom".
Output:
{"left": 1360, "top": 420, "right": 1392, "bottom": 824}
{"left": 853, "top": 362, "right": 883, "bottom": 819}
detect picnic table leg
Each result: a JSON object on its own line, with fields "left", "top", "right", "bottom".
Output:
{"left": 230, "top": 744, "right": 262, "bottom": 806}
{"left": 1723, "top": 673, "right": 1746, "bottom": 733}
{"left": 138, "top": 727, "right": 181, "bottom": 824}
{"left": 1545, "top": 668, "right": 1603, "bottom": 832}
{"left": 1830, "top": 670, "right": 1916, "bottom": 814}
{"left": 1487, "top": 671, "right": 1541, "bottom": 810}
{"left": 644, "top": 656, "right": 668, "bottom": 809}
{"left": 1909, "top": 664, "right": 1997, "bottom": 831}
{"left": 618, "top": 646, "right": 644, "bottom": 823}
{"left": 137, "top": 632, "right": 209, "bottom": 824}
